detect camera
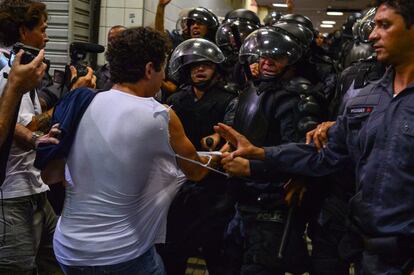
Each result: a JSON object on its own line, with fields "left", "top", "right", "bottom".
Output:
{"left": 8, "top": 42, "right": 45, "bottom": 66}
{"left": 62, "top": 42, "right": 105, "bottom": 89}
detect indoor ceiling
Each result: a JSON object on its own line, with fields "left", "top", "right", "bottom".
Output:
{"left": 256, "top": 0, "right": 373, "bottom": 33}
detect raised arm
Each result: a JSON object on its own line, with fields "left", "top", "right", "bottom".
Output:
{"left": 155, "top": 0, "right": 172, "bottom": 32}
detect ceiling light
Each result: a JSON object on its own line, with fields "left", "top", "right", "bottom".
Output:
{"left": 272, "top": 3, "right": 288, "bottom": 8}
{"left": 322, "top": 20, "right": 336, "bottom": 24}
{"left": 320, "top": 24, "right": 334, "bottom": 28}
{"left": 327, "top": 11, "right": 343, "bottom": 16}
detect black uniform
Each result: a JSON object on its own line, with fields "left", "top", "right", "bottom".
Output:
{"left": 160, "top": 82, "right": 237, "bottom": 275}
{"left": 229, "top": 79, "right": 311, "bottom": 275}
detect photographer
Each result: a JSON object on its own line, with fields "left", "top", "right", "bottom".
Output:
{"left": 0, "top": 0, "right": 95, "bottom": 273}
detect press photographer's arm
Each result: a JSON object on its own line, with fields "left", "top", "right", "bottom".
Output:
{"left": 0, "top": 49, "right": 47, "bottom": 148}
{"left": 11, "top": 58, "right": 96, "bottom": 151}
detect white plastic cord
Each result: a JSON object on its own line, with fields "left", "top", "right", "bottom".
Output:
{"left": 175, "top": 154, "right": 229, "bottom": 178}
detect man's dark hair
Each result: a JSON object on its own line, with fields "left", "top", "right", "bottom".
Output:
{"left": 0, "top": 0, "right": 47, "bottom": 47}
{"left": 376, "top": 0, "right": 414, "bottom": 28}
{"left": 106, "top": 27, "right": 171, "bottom": 84}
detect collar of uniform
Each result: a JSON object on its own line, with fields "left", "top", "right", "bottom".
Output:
{"left": 378, "top": 66, "right": 414, "bottom": 94}
{"left": 374, "top": 65, "right": 395, "bottom": 97}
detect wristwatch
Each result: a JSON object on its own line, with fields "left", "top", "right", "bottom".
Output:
{"left": 31, "top": 131, "right": 44, "bottom": 149}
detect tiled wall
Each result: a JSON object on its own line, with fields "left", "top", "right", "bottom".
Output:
{"left": 98, "top": 0, "right": 144, "bottom": 64}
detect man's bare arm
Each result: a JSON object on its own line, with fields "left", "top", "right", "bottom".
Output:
{"left": 168, "top": 108, "right": 210, "bottom": 181}
{"left": 0, "top": 83, "right": 24, "bottom": 147}
{"left": 41, "top": 158, "right": 65, "bottom": 185}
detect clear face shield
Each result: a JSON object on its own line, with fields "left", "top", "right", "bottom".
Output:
{"left": 239, "top": 27, "right": 303, "bottom": 79}
{"left": 215, "top": 20, "right": 259, "bottom": 58}
{"left": 358, "top": 8, "right": 377, "bottom": 43}
{"left": 168, "top": 38, "right": 225, "bottom": 82}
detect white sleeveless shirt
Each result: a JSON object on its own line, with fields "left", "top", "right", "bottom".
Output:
{"left": 53, "top": 89, "right": 186, "bottom": 266}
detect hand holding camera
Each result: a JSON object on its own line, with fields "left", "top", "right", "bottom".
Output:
{"left": 69, "top": 65, "right": 96, "bottom": 90}
{"left": 63, "top": 42, "right": 104, "bottom": 91}
{"left": 7, "top": 46, "right": 47, "bottom": 95}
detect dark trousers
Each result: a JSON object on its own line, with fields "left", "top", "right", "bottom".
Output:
{"left": 228, "top": 204, "right": 310, "bottom": 275}
{"left": 158, "top": 182, "right": 235, "bottom": 275}
{"left": 309, "top": 220, "right": 350, "bottom": 275}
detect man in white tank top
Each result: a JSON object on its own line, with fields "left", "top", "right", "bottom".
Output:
{"left": 41, "top": 27, "right": 215, "bottom": 275}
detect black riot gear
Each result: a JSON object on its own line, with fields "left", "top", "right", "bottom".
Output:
{"left": 224, "top": 9, "right": 261, "bottom": 26}
{"left": 216, "top": 20, "right": 259, "bottom": 58}
{"left": 239, "top": 27, "right": 303, "bottom": 69}
{"left": 168, "top": 38, "right": 225, "bottom": 84}
{"left": 284, "top": 77, "right": 327, "bottom": 135}
{"left": 185, "top": 7, "right": 219, "bottom": 41}
{"left": 279, "top": 14, "right": 314, "bottom": 34}
{"left": 272, "top": 22, "right": 314, "bottom": 50}
{"left": 356, "top": 8, "right": 376, "bottom": 43}
{"left": 342, "top": 12, "right": 362, "bottom": 38}
{"left": 342, "top": 8, "right": 376, "bottom": 68}
{"left": 263, "top": 11, "right": 282, "bottom": 26}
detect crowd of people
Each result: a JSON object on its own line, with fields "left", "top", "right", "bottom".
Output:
{"left": 0, "top": 0, "right": 413, "bottom": 274}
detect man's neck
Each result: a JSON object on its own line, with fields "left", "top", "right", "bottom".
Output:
{"left": 393, "top": 57, "right": 414, "bottom": 95}
{"left": 113, "top": 82, "right": 148, "bottom": 97}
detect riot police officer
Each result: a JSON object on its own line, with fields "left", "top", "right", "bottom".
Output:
{"left": 226, "top": 26, "right": 313, "bottom": 274}
{"left": 158, "top": 38, "right": 237, "bottom": 275}
{"left": 215, "top": 19, "right": 259, "bottom": 89}
{"left": 224, "top": 8, "right": 261, "bottom": 27}
{"left": 263, "top": 11, "right": 283, "bottom": 26}
{"left": 185, "top": 7, "right": 220, "bottom": 42}
{"left": 342, "top": 8, "right": 377, "bottom": 69}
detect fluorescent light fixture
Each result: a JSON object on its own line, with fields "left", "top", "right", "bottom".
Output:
{"left": 272, "top": 3, "right": 288, "bottom": 7}
{"left": 327, "top": 11, "right": 343, "bottom": 16}
{"left": 322, "top": 20, "right": 336, "bottom": 24}
{"left": 320, "top": 24, "right": 334, "bottom": 28}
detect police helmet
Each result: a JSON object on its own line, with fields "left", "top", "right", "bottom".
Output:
{"left": 342, "top": 12, "right": 362, "bottom": 36}
{"left": 185, "top": 7, "right": 220, "bottom": 36}
{"left": 272, "top": 22, "right": 314, "bottom": 49}
{"left": 357, "top": 8, "right": 376, "bottom": 43}
{"left": 216, "top": 20, "right": 259, "bottom": 56}
{"left": 224, "top": 9, "right": 261, "bottom": 26}
{"left": 239, "top": 27, "right": 303, "bottom": 67}
{"left": 279, "top": 14, "right": 314, "bottom": 32}
{"left": 175, "top": 8, "right": 192, "bottom": 36}
{"left": 169, "top": 38, "right": 225, "bottom": 82}
{"left": 263, "top": 11, "right": 283, "bottom": 26}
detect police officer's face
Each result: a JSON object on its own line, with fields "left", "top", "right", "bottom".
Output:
{"left": 369, "top": 4, "right": 414, "bottom": 65}
{"left": 20, "top": 15, "right": 49, "bottom": 49}
{"left": 190, "top": 62, "right": 216, "bottom": 83}
{"left": 190, "top": 21, "right": 208, "bottom": 38}
{"left": 259, "top": 57, "right": 288, "bottom": 77}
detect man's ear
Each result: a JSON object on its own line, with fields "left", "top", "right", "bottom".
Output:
{"left": 145, "top": 62, "right": 154, "bottom": 80}
{"left": 19, "top": 26, "right": 28, "bottom": 43}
